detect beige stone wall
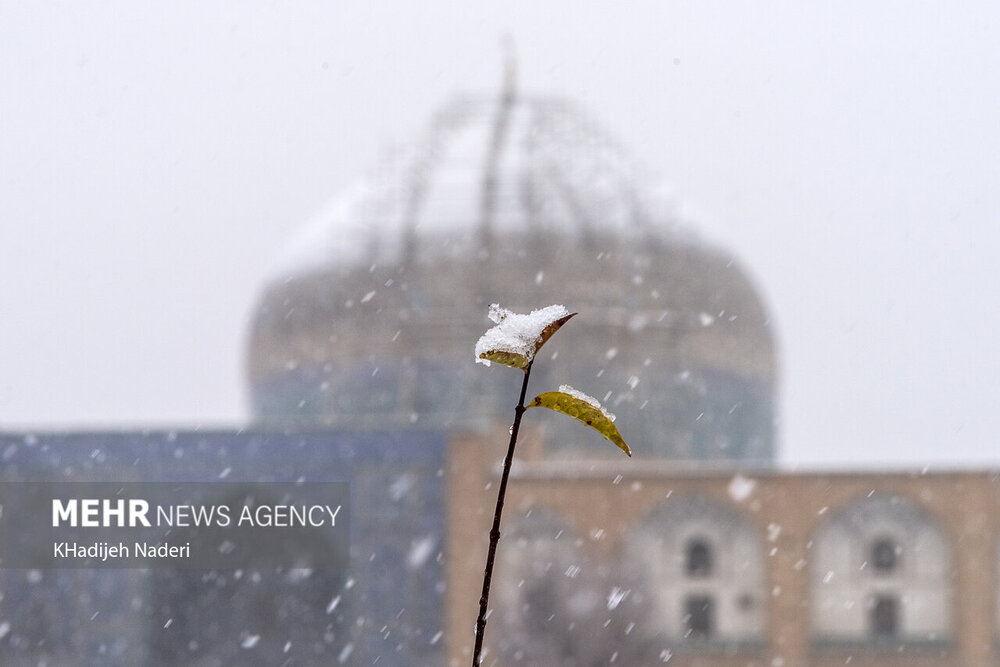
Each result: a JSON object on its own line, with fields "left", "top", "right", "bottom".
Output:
{"left": 446, "top": 432, "right": 1000, "bottom": 666}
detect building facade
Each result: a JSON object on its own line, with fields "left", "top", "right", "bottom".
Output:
{"left": 4, "top": 429, "right": 1000, "bottom": 666}
{"left": 446, "top": 434, "right": 1000, "bottom": 666}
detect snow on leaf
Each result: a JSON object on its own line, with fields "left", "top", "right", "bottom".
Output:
{"left": 528, "top": 389, "right": 631, "bottom": 457}
{"left": 488, "top": 303, "right": 512, "bottom": 324}
{"left": 557, "top": 384, "right": 615, "bottom": 422}
{"left": 475, "top": 304, "right": 574, "bottom": 370}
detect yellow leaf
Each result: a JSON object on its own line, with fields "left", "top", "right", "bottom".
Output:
{"left": 476, "top": 310, "right": 576, "bottom": 371}
{"left": 528, "top": 391, "right": 631, "bottom": 457}
{"left": 477, "top": 349, "right": 531, "bottom": 369}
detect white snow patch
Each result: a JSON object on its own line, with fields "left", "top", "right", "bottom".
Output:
{"left": 389, "top": 473, "right": 415, "bottom": 501}
{"left": 728, "top": 474, "right": 757, "bottom": 502}
{"left": 607, "top": 586, "right": 630, "bottom": 610}
{"left": 407, "top": 536, "right": 435, "bottom": 569}
{"left": 475, "top": 304, "right": 569, "bottom": 366}
{"left": 559, "top": 385, "right": 616, "bottom": 422}
{"left": 338, "top": 642, "right": 354, "bottom": 663}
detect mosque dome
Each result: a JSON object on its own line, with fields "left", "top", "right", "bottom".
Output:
{"left": 246, "top": 86, "right": 777, "bottom": 462}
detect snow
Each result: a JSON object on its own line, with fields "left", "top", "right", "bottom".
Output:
{"left": 475, "top": 304, "right": 570, "bottom": 366}
{"left": 727, "top": 473, "right": 757, "bottom": 502}
{"left": 407, "top": 536, "right": 435, "bottom": 569}
{"left": 558, "top": 384, "right": 616, "bottom": 423}
{"left": 606, "top": 587, "right": 630, "bottom": 611}
{"left": 337, "top": 642, "right": 354, "bottom": 663}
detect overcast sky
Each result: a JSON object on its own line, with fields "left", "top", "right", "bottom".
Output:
{"left": 2, "top": 2, "right": 998, "bottom": 468}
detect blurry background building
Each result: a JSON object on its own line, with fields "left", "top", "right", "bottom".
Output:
{"left": 245, "top": 78, "right": 777, "bottom": 463}
{"left": 4, "top": 81, "right": 1000, "bottom": 667}
{"left": 446, "top": 447, "right": 995, "bottom": 667}
{"left": 238, "top": 80, "right": 998, "bottom": 666}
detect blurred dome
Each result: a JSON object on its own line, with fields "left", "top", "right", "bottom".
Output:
{"left": 246, "top": 87, "right": 777, "bottom": 462}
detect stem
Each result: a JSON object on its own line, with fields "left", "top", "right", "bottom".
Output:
{"left": 473, "top": 360, "right": 533, "bottom": 666}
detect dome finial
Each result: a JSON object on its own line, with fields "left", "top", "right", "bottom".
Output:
{"left": 500, "top": 33, "right": 517, "bottom": 104}
{"left": 477, "top": 35, "right": 519, "bottom": 262}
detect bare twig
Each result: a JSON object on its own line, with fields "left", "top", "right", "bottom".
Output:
{"left": 472, "top": 359, "right": 533, "bottom": 666}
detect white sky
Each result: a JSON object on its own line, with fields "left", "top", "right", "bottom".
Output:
{"left": 1, "top": 1, "right": 998, "bottom": 468}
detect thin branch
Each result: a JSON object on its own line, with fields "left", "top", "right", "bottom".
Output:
{"left": 472, "top": 359, "right": 533, "bottom": 666}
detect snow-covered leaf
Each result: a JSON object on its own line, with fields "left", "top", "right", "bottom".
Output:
{"left": 528, "top": 389, "right": 631, "bottom": 457}
{"left": 475, "top": 305, "right": 575, "bottom": 370}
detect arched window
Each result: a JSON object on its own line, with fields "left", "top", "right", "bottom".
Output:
{"left": 685, "top": 595, "right": 715, "bottom": 638}
{"left": 810, "top": 495, "right": 950, "bottom": 645}
{"left": 871, "top": 595, "right": 899, "bottom": 638}
{"left": 624, "top": 495, "right": 766, "bottom": 646}
{"left": 685, "top": 538, "right": 713, "bottom": 577}
{"left": 871, "top": 537, "right": 898, "bottom": 574}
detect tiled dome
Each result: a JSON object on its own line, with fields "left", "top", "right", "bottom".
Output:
{"left": 246, "top": 90, "right": 777, "bottom": 462}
